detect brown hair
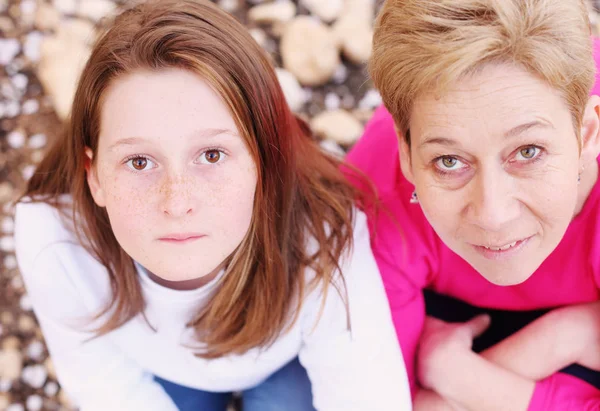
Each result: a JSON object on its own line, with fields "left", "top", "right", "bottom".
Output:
{"left": 370, "top": 0, "right": 595, "bottom": 143}
{"left": 23, "top": 0, "right": 359, "bottom": 358}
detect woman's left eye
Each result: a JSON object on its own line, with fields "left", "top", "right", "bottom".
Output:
{"left": 515, "top": 146, "right": 541, "bottom": 161}
{"left": 198, "top": 149, "right": 227, "bottom": 165}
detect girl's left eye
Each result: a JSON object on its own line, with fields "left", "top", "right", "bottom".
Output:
{"left": 515, "top": 146, "right": 541, "bottom": 161}
{"left": 198, "top": 149, "right": 227, "bottom": 165}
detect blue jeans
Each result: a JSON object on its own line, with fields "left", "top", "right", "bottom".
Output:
{"left": 154, "top": 358, "right": 316, "bottom": 411}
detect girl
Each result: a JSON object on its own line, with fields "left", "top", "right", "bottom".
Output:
{"left": 13, "top": 1, "right": 411, "bottom": 410}
{"left": 348, "top": 0, "right": 600, "bottom": 409}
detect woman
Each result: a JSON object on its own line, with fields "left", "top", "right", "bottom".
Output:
{"left": 347, "top": 0, "right": 600, "bottom": 409}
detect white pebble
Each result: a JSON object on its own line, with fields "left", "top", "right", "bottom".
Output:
{"left": 320, "top": 139, "right": 345, "bottom": 158}
{"left": 1, "top": 217, "right": 14, "bottom": 233}
{"left": 26, "top": 341, "right": 45, "bottom": 361}
{"left": 53, "top": 0, "right": 76, "bottom": 14}
{"left": 12, "top": 275, "right": 23, "bottom": 290}
{"left": 21, "top": 0, "right": 37, "bottom": 16}
{"left": 7, "top": 404, "right": 24, "bottom": 411}
{"left": 358, "top": 89, "right": 382, "bottom": 110}
{"left": 0, "top": 39, "right": 20, "bottom": 66}
{"left": 44, "top": 381, "right": 59, "bottom": 396}
{"left": 28, "top": 133, "right": 47, "bottom": 149}
{"left": 22, "top": 99, "right": 39, "bottom": 115}
{"left": 218, "top": 0, "right": 238, "bottom": 13}
{"left": 26, "top": 394, "right": 43, "bottom": 411}
{"left": 24, "top": 32, "right": 43, "bottom": 63}
{"left": 4, "top": 101, "right": 20, "bottom": 118}
{"left": 332, "top": 64, "right": 348, "bottom": 84}
{"left": 21, "top": 365, "right": 47, "bottom": 389}
{"left": 22, "top": 165, "right": 36, "bottom": 181}
{"left": 0, "top": 236, "right": 14, "bottom": 252}
{"left": 11, "top": 73, "right": 28, "bottom": 91}
{"left": 1, "top": 82, "right": 18, "bottom": 100}
{"left": 20, "top": 294, "right": 33, "bottom": 311}
{"left": 4, "top": 255, "right": 17, "bottom": 270}
{"left": 324, "top": 92, "right": 341, "bottom": 110}
{"left": 7, "top": 131, "right": 25, "bottom": 148}
{"left": 0, "top": 378, "right": 11, "bottom": 392}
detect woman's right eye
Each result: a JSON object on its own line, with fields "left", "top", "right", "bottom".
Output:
{"left": 125, "top": 156, "right": 156, "bottom": 171}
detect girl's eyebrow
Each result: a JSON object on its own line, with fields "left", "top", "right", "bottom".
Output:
{"left": 108, "top": 128, "right": 240, "bottom": 152}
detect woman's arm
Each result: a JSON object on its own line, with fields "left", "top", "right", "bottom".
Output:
{"left": 298, "top": 210, "right": 412, "bottom": 410}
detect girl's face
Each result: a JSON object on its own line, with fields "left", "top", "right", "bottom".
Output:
{"left": 87, "top": 68, "right": 257, "bottom": 283}
{"left": 401, "top": 63, "right": 600, "bottom": 285}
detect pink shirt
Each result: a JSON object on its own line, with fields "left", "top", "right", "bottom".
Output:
{"left": 345, "top": 38, "right": 600, "bottom": 410}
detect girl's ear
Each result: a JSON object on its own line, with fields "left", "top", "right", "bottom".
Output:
{"left": 396, "top": 126, "right": 415, "bottom": 185}
{"left": 580, "top": 95, "right": 600, "bottom": 170}
{"left": 85, "top": 147, "right": 106, "bottom": 207}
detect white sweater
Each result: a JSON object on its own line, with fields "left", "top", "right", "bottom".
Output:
{"left": 14, "top": 201, "right": 412, "bottom": 411}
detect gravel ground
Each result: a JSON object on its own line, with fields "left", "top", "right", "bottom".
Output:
{"left": 1, "top": 1, "right": 599, "bottom": 410}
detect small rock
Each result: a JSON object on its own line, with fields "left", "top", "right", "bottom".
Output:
{"left": 24, "top": 31, "right": 44, "bottom": 62}
{"left": 0, "top": 378, "right": 11, "bottom": 392}
{"left": 332, "top": 64, "right": 349, "bottom": 84}
{"left": 0, "top": 181, "right": 13, "bottom": 201}
{"left": 0, "top": 16, "right": 15, "bottom": 33}
{"left": 6, "top": 403, "right": 24, "bottom": 411}
{"left": 44, "top": 381, "right": 59, "bottom": 397}
{"left": 38, "top": 19, "right": 94, "bottom": 119}
{"left": 20, "top": 0, "right": 36, "bottom": 19}
{"left": 275, "top": 68, "right": 306, "bottom": 112}
{"left": 28, "top": 133, "right": 47, "bottom": 149}
{"left": 20, "top": 294, "right": 33, "bottom": 311}
{"left": 22, "top": 99, "right": 39, "bottom": 115}
{"left": 218, "top": 0, "right": 239, "bottom": 13}
{"left": 0, "top": 393, "right": 9, "bottom": 410}
{"left": 0, "top": 39, "right": 20, "bottom": 66}
{"left": 35, "top": 2, "right": 61, "bottom": 31}
{"left": 77, "top": 0, "right": 116, "bottom": 21}
{"left": 0, "top": 313, "right": 15, "bottom": 328}
{"left": 332, "top": 0, "right": 374, "bottom": 64}
{"left": 19, "top": 315, "right": 36, "bottom": 333}
{"left": 11, "top": 275, "right": 24, "bottom": 291}
{"left": 280, "top": 16, "right": 340, "bottom": 86}
{"left": 26, "top": 341, "right": 45, "bottom": 361}
{"left": 26, "top": 394, "right": 43, "bottom": 411}
{"left": 1, "top": 216, "right": 13, "bottom": 233}
{"left": 310, "top": 109, "right": 363, "bottom": 145}
{"left": 358, "top": 89, "right": 382, "bottom": 110}
{"left": 11, "top": 73, "right": 28, "bottom": 91}
{"left": 248, "top": 0, "right": 296, "bottom": 25}
{"left": 301, "top": 0, "right": 344, "bottom": 22}
{"left": 7, "top": 130, "right": 25, "bottom": 148}
{"left": 0, "top": 349, "right": 23, "bottom": 380}
{"left": 324, "top": 92, "right": 341, "bottom": 110}
{"left": 0, "top": 236, "right": 15, "bottom": 252}
{"left": 21, "top": 365, "right": 47, "bottom": 389}
{"left": 53, "top": 0, "right": 77, "bottom": 15}
{"left": 4, "top": 101, "right": 20, "bottom": 118}
{"left": 320, "top": 139, "right": 346, "bottom": 158}
{"left": 44, "top": 358, "right": 56, "bottom": 380}
{"left": 31, "top": 150, "right": 45, "bottom": 163}
{"left": 249, "top": 28, "right": 267, "bottom": 48}
{"left": 4, "top": 255, "right": 17, "bottom": 270}
{"left": 22, "top": 165, "right": 37, "bottom": 180}
{"left": 342, "top": 93, "right": 355, "bottom": 109}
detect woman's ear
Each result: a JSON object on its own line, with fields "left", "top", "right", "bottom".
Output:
{"left": 85, "top": 147, "right": 106, "bottom": 207}
{"left": 396, "top": 126, "right": 415, "bottom": 185}
{"left": 580, "top": 95, "right": 600, "bottom": 169}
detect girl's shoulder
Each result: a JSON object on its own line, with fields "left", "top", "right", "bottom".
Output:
{"left": 14, "top": 196, "right": 81, "bottom": 271}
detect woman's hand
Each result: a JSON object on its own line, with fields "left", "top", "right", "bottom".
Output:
{"left": 417, "top": 314, "right": 490, "bottom": 393}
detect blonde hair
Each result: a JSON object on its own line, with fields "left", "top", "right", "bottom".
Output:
{"left": 370, "top": 0, "right": 595, "bottom": 142}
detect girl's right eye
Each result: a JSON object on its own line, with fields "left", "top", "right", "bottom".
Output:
{"left": 125, "top": 156, "right": 156, "bottom": 172}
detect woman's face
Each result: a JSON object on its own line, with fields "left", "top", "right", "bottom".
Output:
{"left": 402, "top": 63, "right": 600, "bottom": 285}
{"left": 86, "top": 68, "right": 257, "bottom": 283}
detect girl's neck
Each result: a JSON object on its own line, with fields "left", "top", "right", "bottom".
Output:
{"left": 147, "top": 264, "right": 223, "bottom": 291}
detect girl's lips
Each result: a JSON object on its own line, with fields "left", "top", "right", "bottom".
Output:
{"left": 472, "top": 236, "right": 533, "bottom": 260}
{"left": 158, "top": 234, "right": 205, "bottom": 243}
